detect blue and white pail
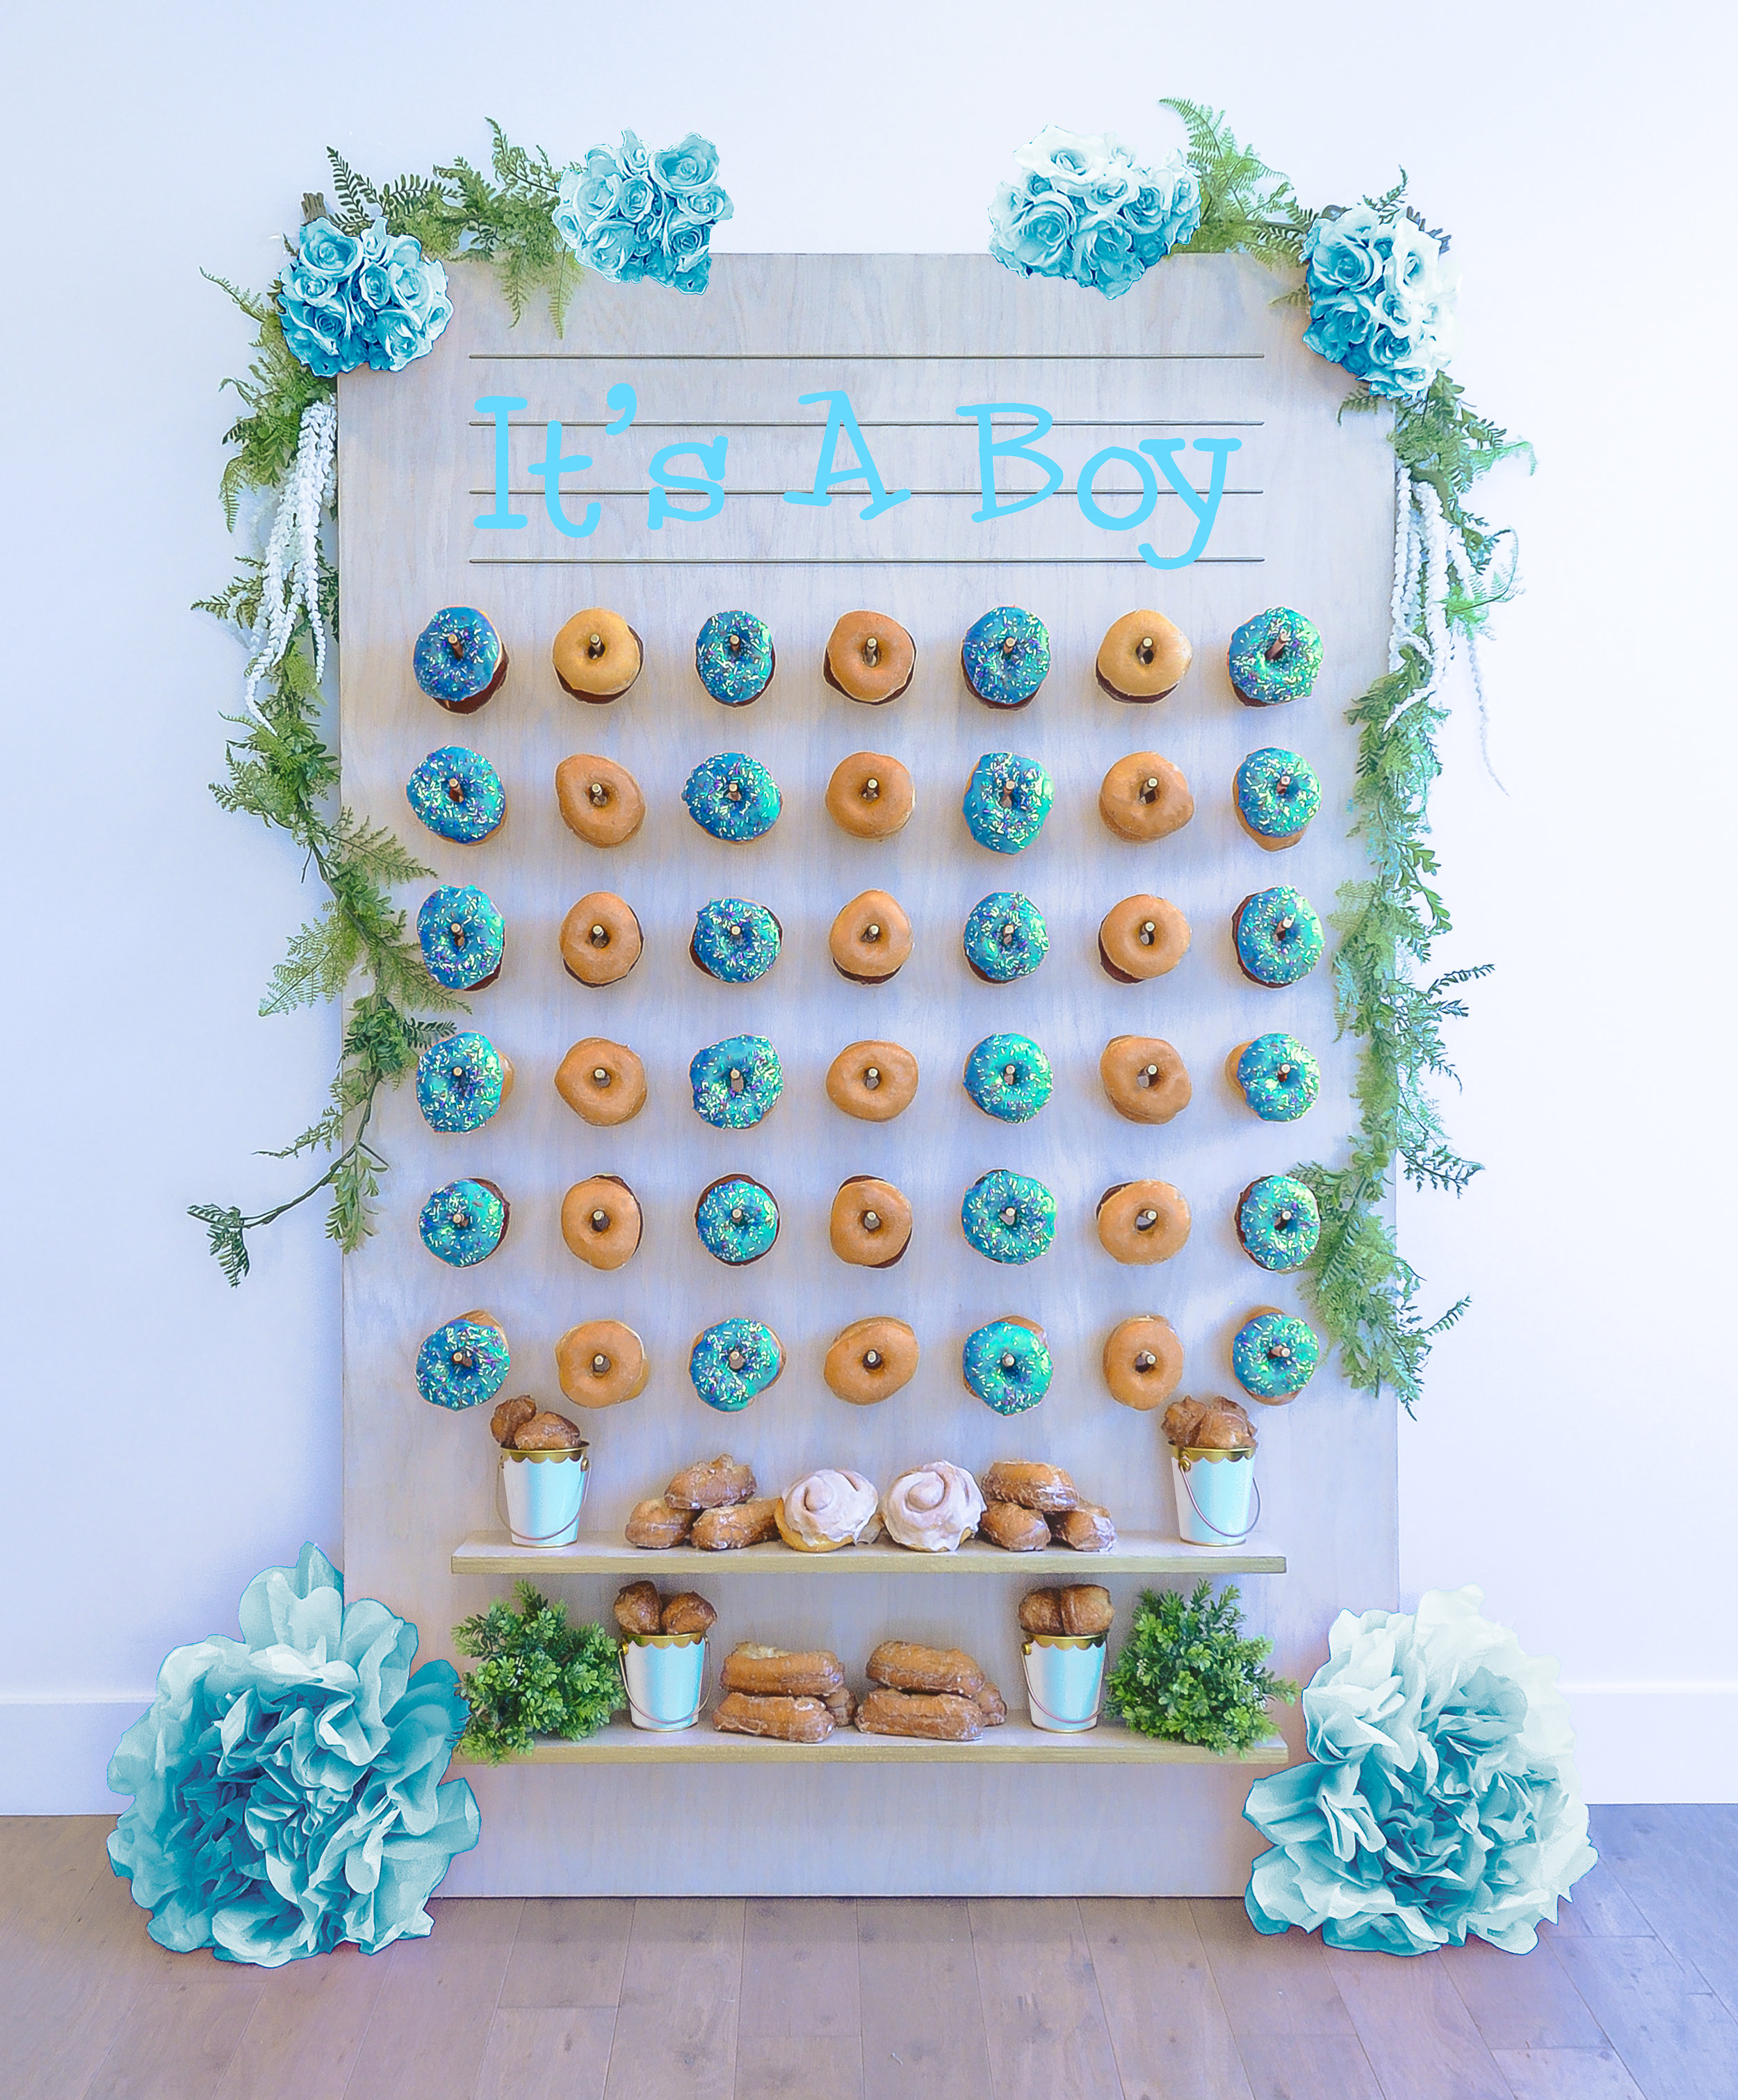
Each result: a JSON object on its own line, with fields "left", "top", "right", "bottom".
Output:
{"left": 1170, "top": 1446, "right": 1258, "bottom": 1547}
{"left": 498, "top": 1447, "right": 589, "bottom": 1547}
{"left": 1022, "top": 1635, "right": 1107, "bottom": 1732}
{"left": 621, "top": 1634, "right": 708, "bottom": 1732}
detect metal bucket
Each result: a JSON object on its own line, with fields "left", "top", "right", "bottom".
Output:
{"left": 1170, "top": 1445, "right": 1258, "bottom": 1547}
{"left": 621, "top": 1634, "right": 709, "bottom": 1732}
{"left": 1022, "top": 1634, "right": 1107, "bottom": 1732}
{"left": 498, "top": 1446, "right": 589, "bottom": 1547}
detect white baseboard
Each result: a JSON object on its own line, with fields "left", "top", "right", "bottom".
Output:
{"left": 3, "top": 1688, "right": 1733, "bottom": 1822}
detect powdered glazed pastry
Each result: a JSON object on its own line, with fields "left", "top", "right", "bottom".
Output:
{"left": 1094, "top": 610, "right": 1192, "bottom": 703}
{"left": 1229, "top": 1033, "right": 1322, "bottom": 1121}
{"left": 1096, "top": 1179, "right": 1192, "bottom": 1264}
{"left": 961, "top": 1169, "right": 1055, "bottom": 1264}
{"left": 695, "top": 1175, "right": 779, "bottom": 1265}
{"left": 963, "top": 1032, "right": 1052, "bottom": 1122}
{"left": 405, "top": 746, "right": 505, "bottom": 843}
{"left": 553, "top": 608, "right": 642, "bottom": 701}
{"left": 418, "top": 1177, "right": 509, "bottom": 1267}
{"left": 961, "top": 607, "right": 1051, "bottom": 708}
{"left": 1232, "top": 1309, "right": 1320, "bottom": 1402}
{"left": 829, "top": 890, "right": 912, "bottom": 983}
{"left": 694, "top": 610, "right": 774, "bottom": 705}
{"left": 1099, "top": 1036, "right": 1192, "bottom": 1124}
{"left": 1102, "top": 1314, "right": 1185, "bottom": 1410}
{"left": 691, "top": 897, "right": 781, "bottom": 983}
{"left": 560, "top": 893, "right": 642, "bottom": 986}
{"left": 560, "top": 1174, "right": 642, "bottom": 1270}
{"left": 1228, "top": 607, "right": 1322, "bottom": 706}
{"left": 963, "top": 751, "right": 1054, "bottom": 852}
{"left": 825, "top": 610, "right": 916, "bottom": 704}
{"left": 1235, "top": 747, "right": 1322, "bottom": 849}
{"left": 1098, "top": 751, "right": 1194, "bottom": 842}
{"left": 683, "top": 753, "right": 781, "bottom": 841}
{"left": 1098, "top": 895, "right": 1190, "bottom": 982}
{"left": 416, "top": 1033, "right": 512, "bottom": 1133}
{"left": 964, "top": 890, "right": 1048, "bottom": 982}
{"left": 1236, "top": 1174, "right": 1322, "bottom": 1272}
{"left": 418, "top": 884, "right": 505, "bottom": 991}
{"left": 690, "top": 1034, "right": 783, "bottom": 1128}
{"left": 823, "top": 1317, "right": 919, "bottom": 1403}
{"left": 1233, "top": 886, "right": 1324, "bottom": 987}
{"left": 689, "top": 1318, "right": 784, "bottom": 1412}
{"left": 825, "top": 752, "right": 914, "bottom": 838}
{"left": 555, "top": 755, "right": 644, "bottom": 847}
{"left": 825, "top": 1040, "right": 918, "bottom": 1121}
{"left": 414, "top": 607, "right": 506, "bottom": 713}
{"left": 776, "top": 1469, "right": 879, "bottom": 1551}
{"left": 555, "top": 1319, "right": 649, "bottom": 1408}
{"left": 415, "top": 1312, "right": 509, "bottom": 1410}
{"left": 882, "top": 1462, "right": 985, "bottom": 1552}
{"left": 554, "top": 1038, "right": 647, "bottom": 1125}
{"left": 963, "top": 1317, "right": 1053, "bottom": 1415}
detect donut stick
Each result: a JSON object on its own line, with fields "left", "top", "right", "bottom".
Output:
{"left": 613, "top": 1580, "right": 663, "bottom": 1636}
{"left": 721, "top": 1645, "right": 845, "bottom": 1698}
{"left": 976, "top": 1683, "right": 1008, "bottom": 1726}
{"left": 665, "top": 1456, "right": 757, "bottom": 1511}
{"left": 980, "top": 1501, "right": 1051, "bottom": 1552}
{"left": 714, "top": 1692, "right": 834, "bottom": 1743}
{"left": 856, "top": 1689, "right": 984, "bottom": 1743}
{"left": 1051, "top": 1504, "right": 1116, "bottom": 1553}
{"left": 692, "top": 1499, "right": 779, "bottom": 1551}
{"left": 865, "top": 1642, "right": 984, "bottom": 1699}
{"left": 489, "top": 1396, "right": 537, "bottom": 1447}
{"left": 626, "top": 1500, "right": 695, "bottom": 1549}
{"left": 1059, "top": 1585, "right": 1114, "bottom": 1637}
{"left": 1019, "top": 1588, "right": 1066, "bottom": 1636}
{"left": 660, "top": 1592, "right": 717, "bottom": 1636}
{"left": 980, "top": 1460, "right": 1078, "bottom": 1513}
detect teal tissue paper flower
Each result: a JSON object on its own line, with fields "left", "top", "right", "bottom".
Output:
{"left": 989, "top": 127, "right": 1201, "bottom": 298}
{"left": 1243, "top": 1587, "right": 1595, "bottom": 1956}
{"left": 107, "top": 1543, "right": 480, "bottom": 1967}
{"left": 278, "top": 216, "right": 453, "bottom": 378}
{"left": 553, "top": 131, "right": 733, "bottom": 295}
{"left": 1301, "top": 204, "right": 1456, "bottom": 400}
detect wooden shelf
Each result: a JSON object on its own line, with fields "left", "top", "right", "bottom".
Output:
{"left": 451, "top": 1531, "right": 1287, "bottom": 1579}
{"left": 460, "top": 1714, "right": 1290, "bottom": 1766}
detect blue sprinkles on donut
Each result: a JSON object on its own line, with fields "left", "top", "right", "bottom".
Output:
{"left": 690, "top": 1317, "right": 783, "bottom": 1411}
{"left": 1236, "top": 1175, "right": 1322, "bottom": 1273}
{"left": 1233, "top": 1034, "right": 1322, "bottom": 1121}
{"left": 415, "top": 1314, "right": 510, "bottom": 1410}
{"left": 963, "top": 1318, "right": 1053, "bottom": 1415}
{"left": 963, "top": 752, "right": 1054, "bottom": 853}
{"left": 964, "top": 891, "right": 1049, "bottom": 982}
{"left": 961, "top": 607, "right": 1051, "bottom": 708}
{"left": 691, "top": 898, "right": 781, "bottom": 983}
{"left": 683, "top": 753, "right": 782, "bottom": 842}
{"left": 961, "top": 1169, "right": 1057, "bottom": 1264}
{"left": 418, "top": 1178, "right": 509, "bottom": 1267}
{"left": 405, "top": 746, "right": 505, "bottom": 843}
{"left": 417, "top": 884, "right": 505, "bottom": 991}
{"left": 413, "top": 606, "right": 506, "bottom": 712}
{"left": 695, "top": 611, "right": 775, "bottom": 706}
{"left": 416, "top": 1032, "right": 510, "bottom": 1133}
{"left": 1233, "top": 886, "right": 1324, "bottom": 987}
{"left": 690, "top": 1033, "right": 783, "bottom": 1128}
{"left": 695, "top": 1176, "right": 780, "bottom": 1265}
{"left": 963, "top": 1034, "right": 1053, "bottom": 1123}
{"left": 1235, "top": 748, "right": 1322, "bottom": 845}
{"left": 1228, "top": 608, "right": 1322, "bottom": 707}
{"left": 1232, "top": 1310, "right": 1320, "bottom": 1401}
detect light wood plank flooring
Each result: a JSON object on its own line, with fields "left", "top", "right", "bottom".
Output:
{"left": 0, "top": 1809, "right": 1731, "bottom": 2100}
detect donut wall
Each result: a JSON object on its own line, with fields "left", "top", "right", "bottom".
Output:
{"left": 337, "top": 253, "right": 1396, "bottom": 1895}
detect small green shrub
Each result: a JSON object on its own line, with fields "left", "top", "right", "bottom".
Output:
{"left": 453, "top": 1581, "right": 624, "bottom": 1763}
{"left": 1106, "top": 1581, "right": 1297, "bottom": 1754}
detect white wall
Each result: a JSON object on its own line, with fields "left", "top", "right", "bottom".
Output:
{"left": 5, "top": 0, "right": 1732, "bottom": 1810}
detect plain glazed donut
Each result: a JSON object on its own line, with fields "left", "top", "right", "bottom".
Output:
{"left": 555, "top": 1318, "right": 649, "bottom": 1408}
{"left": 1098, "top": 895, "right": 1191, "bottom": 982}
{"left": 825, "top": 610, "right": 916, "bottom": 704}
{"left": 825, "top": 1040, "right": 918, "bottom": 1121}
{"left": 555, "top": 754, "right": 645, "bottom": 847}
{"left": 1096, "top": 1180, "right": 1192, "bottom": 1264}
{"left": 554, "top": 1038, "right": 647, "bottom": 1126}
{"left": 1103, "top": 1315, "right": 1185, "bottom": 1410}
{"left": 829, "top": 1175, "right": 912, "bottom": 1267}
{"left": 553, "top": 608, "right": 642, "bottom": 702}
{"left": 829, "top": 890, "right": 911, "bottom": 984}
{"left": 824, "top": 1317, "right": 920, "bottom": 1403}
{"left": 825, "top": 752, "right": 915, "bottom": 839}
{"left": 560, "top": 1174, "right": 643, "bottom": 1271}
{"left": 1098, "top": 753, "right": 1195, "bottom": 843}
{"left": 1099, "top": 1036, "right": 1192, "bottom": 1124}
{"left": 560, "top": 893, "right": 642, "bottom": 986}
{"left": 1094, "top": 610, "right": 1192, "bottom": 703}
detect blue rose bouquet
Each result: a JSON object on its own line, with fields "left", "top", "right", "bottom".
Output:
{"left": 1301, "top": 202, "right": 1458, "bottom": 400}
{"left": 278, "top": 217, "right": 453, "bottom": 378}
{"left": 1244, "top": 1587, "right": 1595, "bottom": 1956}
{"left": 989, "top": 125, "right": 1201, "bottom": 300}
{"left": 552, "top": 130, "right": 732, "bottom": 295}
{"left": 107, "top": 1543, "right": 480, "bottom": 1967}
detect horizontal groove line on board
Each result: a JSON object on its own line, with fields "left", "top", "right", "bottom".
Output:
{"left": 467, "top": 419, "right": 1265, "bottom": 432}
{"left": 468, "top": 553, "right": 1266, "bottom": 566}
{"left": 467, "top": 350, "right": 1267, "bottom": 363}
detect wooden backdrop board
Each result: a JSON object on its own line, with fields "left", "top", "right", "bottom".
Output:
{"left": 337, "top": 252, "right": 1397, "bottom": 1895}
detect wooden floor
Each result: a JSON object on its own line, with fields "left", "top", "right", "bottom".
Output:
{"left": 1, "top": 1808, "right": 1733, "bottom": 2100}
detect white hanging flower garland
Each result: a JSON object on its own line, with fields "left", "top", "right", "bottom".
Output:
{"left": 241, "top": 398, "right": 336, "bottom": 718}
